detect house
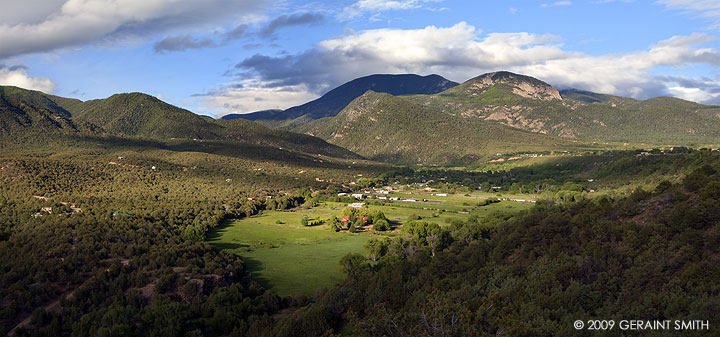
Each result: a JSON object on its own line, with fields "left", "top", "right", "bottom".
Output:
{"left": 389, "top": 197, "right": 399, "bottom": 201}
{"left": 378, "top": 196, "right": 387, "bottom": 200}
{"left": 351, "top": 193, "right": 365, "bottom": 199}
{"left": 436, "top": 193, "right": 448, "bottom": 197}
{"left": 348, "top": 203, "right": 366, "bottom": 208}
{"left": 401, "top": 199, "right": 417, "bottom": 202}
{"left": 112, "top": 212, "right": 134, "bottom": 219}
{"left": 337, "top": 193, "right": 349, "bottom": 197}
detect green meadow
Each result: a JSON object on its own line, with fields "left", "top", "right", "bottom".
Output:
{"left": 207, "top": 189, "right": 535, "bottom": 296}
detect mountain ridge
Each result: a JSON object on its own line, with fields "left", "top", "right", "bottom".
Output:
{"left": 227, "top": 73, "right": 459, "bottom": 128}
{"left": 0, "top": 86, "right": 362, "bottom": 159}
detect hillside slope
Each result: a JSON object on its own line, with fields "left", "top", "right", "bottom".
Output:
{"left": 299, "top": 91, "right": 588, "bottom": 165}
{"left": 232, "top": 74, "right": 458, "bottom": 128}
{"left": 67, "top": 93, "right": 225, "bottom": 139}
{"left": 1, "top": 87, "right": 362, "bottom": 159}
{"left": 405, "top": 71, "right": 720, "bottom": 144}
{"left": 0, "top": 86, "right": 83, "bottom": 135}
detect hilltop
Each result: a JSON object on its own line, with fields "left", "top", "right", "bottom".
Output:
{"left": 226, "top": 74, "right": 458, "bottom": 128}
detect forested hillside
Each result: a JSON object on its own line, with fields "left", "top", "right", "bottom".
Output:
{"left": 250, "top": 150, "right": 720, "bottom": 336}
{"left": 0, "top": 86, "right": 362, "bottom": 160}
{"left": 299, "top": 90, "right": 595, "bottom": 165}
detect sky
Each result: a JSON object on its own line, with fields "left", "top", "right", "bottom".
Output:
{"left": 1, "top": 0, "right": 720, "bottom": 117}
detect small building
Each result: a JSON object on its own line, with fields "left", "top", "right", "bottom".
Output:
{"left": 348, "top": 202, "right": 366, "bottom": 208}
{"left": 378, "top": 196, "right": 388, "bottom": 200}
{"left": 41, "top": 207, "right": 52, "bottom": 214}
{"left": 436, "top": 193, "right": 448, "bottom": 197}
{"left": 402, "top": 199, "right": 417, "bottom": 202}
{"left": 151, "top": 166, "right": 157, "bottom": 170}
{"left": 112, "top": 212, "right": 134, "bottom": 219}
{"left": 338, "top": 193, "right": 349, "bottom": 197}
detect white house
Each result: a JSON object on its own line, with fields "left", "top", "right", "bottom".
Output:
{"left": 351, "top": 193, "right": 365, "bottom": 199}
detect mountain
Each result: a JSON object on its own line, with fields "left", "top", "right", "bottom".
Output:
{"left": 221, "top": 109, "right": 283, "bottom": 121}
{"left": 404, "top": 71, "right": 720, "bottom": 144}
{"left": 0, "top": 86, "right": 83, "bottom": 135}
{"left": 67, "top": 92, "right": 226, "bottom": 139}
{"left": 298, "top": 90, "right": 587, "bottom": 165}
{"left": 0, "top": 87, "right": 361, "bottom": 159}
{"left": 235, "top": 74, "right": 458, "bottom": 128}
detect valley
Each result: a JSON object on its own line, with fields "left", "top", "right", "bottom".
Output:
{"left": 2, "top": 70, "right": 720, "bottom": 336}
{"left": 207, "top": 188, "right": 534, "bottom": 296}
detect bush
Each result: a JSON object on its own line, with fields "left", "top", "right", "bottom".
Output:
{"left": 373, "top": 219, "right": 391, "bottom": 231}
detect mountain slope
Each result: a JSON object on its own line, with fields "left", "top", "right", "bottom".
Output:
{"left": 232, "top": 74, "right": 458, "bottom": 128}
{"left": 0, "top": 87, "right": 362, "bottom": 159}
{"left": 213, "top": 118, "right": 361, "bottom": 158}
{"left": 67, "top": 93, "right": 226, "bottom": 139}
{"left": 0, "top": 86, "right": 81, "bottom": 135}
{"left": 298, "top": 91, "right": 587, "bottom": 165}
{"left": 405, "top": 71, "right": 720, "bottom": 144}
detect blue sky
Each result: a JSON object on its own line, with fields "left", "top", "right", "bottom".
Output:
{"left": 1, "top": 0, "right": 720, "bottom": 117}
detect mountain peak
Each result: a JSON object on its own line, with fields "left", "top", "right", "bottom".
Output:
{"left": 465, "top": 71, "right": 562, "bottom": 101}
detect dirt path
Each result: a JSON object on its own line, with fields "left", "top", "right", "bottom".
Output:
{"left": 8, "top": 290, "right": 72, "bottom": 335}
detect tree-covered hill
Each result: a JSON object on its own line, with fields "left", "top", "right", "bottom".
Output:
{"left": 1, "top": 86, "right": 363, "bottom": 160}
{"left": 297, "top": 90, "right": 593, "bottom": 165}
{"left": 1, "top": 86, "right": 81, "bottom": 135}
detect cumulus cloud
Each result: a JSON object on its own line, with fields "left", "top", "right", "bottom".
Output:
{"left": 197, "top": 80, "right": 319, "bottom": 117}
{"left": 0, "top": 0, "right": 270, "bottom": 59}
{"left": 208, "top": 22, "right": 720, "bottom": 115}
{"left": 0, "top": 65, "right": 55, "bottom": 93}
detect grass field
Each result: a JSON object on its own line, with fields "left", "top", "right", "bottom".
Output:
{"left": 207, "top": 188, "right": 536, "bottom": 296}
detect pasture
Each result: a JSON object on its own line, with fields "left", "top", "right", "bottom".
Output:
{"left": 208, "top": 188, "right": 536, "bottom": 296}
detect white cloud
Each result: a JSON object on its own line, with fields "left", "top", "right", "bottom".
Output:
{"left": 541, "top": 1, "right": 572, "bottom": 7}
{"left": 659, "top": 0, "right": 720, "bottom": 27}
{"left": 0, "top": 66, "right": 55, "bottom": 93}
{"left": 198, "top": 80, "right": 320, "bottom": 117}
{"left": 668, "top": 86, "right": 720, "bottom": 103}
{"left": 342, "top": 0, "right": 443, "bottom": 18}
{"left": 0, "top": 0, "right": 270, "bottom": 59}
{"left": 225, "top": 22, "right": 720, "bottom": 111}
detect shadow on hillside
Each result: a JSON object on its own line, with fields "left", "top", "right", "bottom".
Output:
{"left": 60, "top": 134, "right": 381, "bottom": 170}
